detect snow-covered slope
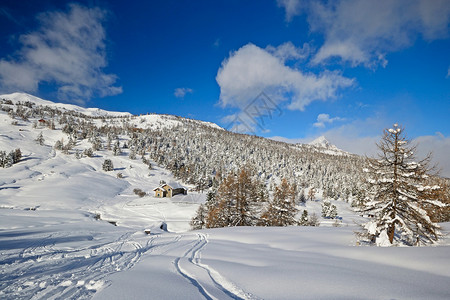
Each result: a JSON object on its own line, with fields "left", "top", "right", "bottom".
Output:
{"left": 1, "top": 92, "right": 131, "bottom": 118}
{"left": 1, "top": 93, "right": 449, "bottom": 299}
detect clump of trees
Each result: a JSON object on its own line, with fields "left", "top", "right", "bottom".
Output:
{"left": 359, "top": 124, "right": 446, "bottom": 246}
{"left": 321, "top": 201, "right": 338, "bottom": 219}
{"left": 0, "top": 148, "right": 22, "bottom": 168}
{"left": 192, "top": 168, "right": 307, "bottom": 229}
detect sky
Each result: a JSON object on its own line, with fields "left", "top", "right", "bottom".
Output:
{"left": 0, "top": 0, "right": 449, "bottom": 175}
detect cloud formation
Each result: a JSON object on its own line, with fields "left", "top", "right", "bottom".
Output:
{"left": 216, "top": 43, "right": 354, "bottom": 113}
{"left": 265, "top": 41, "right": 311, "bottom": 62}
{"left": 313, "top": 113, "right": 344, "bottom": 128}
{"left": 174, "top": 87, "right": 193, "bottom": 98}
{"left": 0, "top": 4, "right": 122, "bottom": 104}
{"left": 276, "top": 0, "right": 304, "bottom": 22}
{"left": 278, "top": 0, "right": 450, "bottom": 67}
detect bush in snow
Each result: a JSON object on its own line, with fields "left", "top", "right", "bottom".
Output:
{"left": 102, "top": 159, "right": 114, "bottom": 171}
{"left": 83, "top": 148, "right": 94, "bottom": 157}
{"left": 133, "top": 188, "right": 146, "bottom": 197}
{"left": 321, "top": 201, "right": 338, "bottom": 219}
{"left": 308, "top": 213, "right": 320, "bottom": 226}
{"left": 359, "top": 124, "right": 445, "bottom": 246}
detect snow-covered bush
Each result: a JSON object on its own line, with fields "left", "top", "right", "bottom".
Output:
{"left": 102, "top": 159, "right": 114, "bottom": 171}
{"left": 321, "top": 201, "right": 338, "bottom": 219}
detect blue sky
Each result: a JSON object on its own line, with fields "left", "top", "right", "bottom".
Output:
{"left": 0, "top": 0, "right": 449, "bottom": 174}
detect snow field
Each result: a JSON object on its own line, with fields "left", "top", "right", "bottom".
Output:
{"left": 1, "top": 93, "right": 449, "bottom": 299}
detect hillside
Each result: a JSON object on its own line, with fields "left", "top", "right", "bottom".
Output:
{"left": 1, "top": 93, "right": 449, "bottom": 299}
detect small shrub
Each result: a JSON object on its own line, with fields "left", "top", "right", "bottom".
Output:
{"left": 133, "top": 188, "right": 146, "bottom": 197}
{"left": 83, "top": 148, "right": 94, "bottom": 157}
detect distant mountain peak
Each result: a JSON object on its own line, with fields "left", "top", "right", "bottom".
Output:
{"left": 309, "top": 136, "right": 332, "bottom": 148}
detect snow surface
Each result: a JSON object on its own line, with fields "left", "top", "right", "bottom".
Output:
{"left": 1, "top": 93, "right": 449, "bottom": 299}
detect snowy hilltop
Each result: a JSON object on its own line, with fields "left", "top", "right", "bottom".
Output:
{"left": 1, "top": 93, "right": 449, "bottom": 299}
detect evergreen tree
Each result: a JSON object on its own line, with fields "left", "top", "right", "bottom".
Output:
{"left": 113, "top": 140, "right": 122, "bottom": 156}
{"left": 321, "top": 201, "right": 338, "bottom": 219}
{"left": 102, "top": 159, "right": 114, "bottom": 171}
{"left": 361, "top": 124, "right": 445, "bottom": 246}
{"left": 35, "top": 132, "right": 45, "bottom": 145}
{"left": 5, "top": 151, "right": 14, "bottom": 168}
{"left": 190, "top": 204, "right": 207, "bottom": 230}
{"left": 0, "top": 151, "right": 6, "bottom": 168}
{"left": 13, "top": 148, "right": 21, "bottom": 163}
{"left": 260, "top": 178, "right": 298, "bottom": 226}
{"left": 298, "top": 189, "right": 306, "bottom": 204}
{"left": 299, "top": 210, "right": 309, "bottom": 226}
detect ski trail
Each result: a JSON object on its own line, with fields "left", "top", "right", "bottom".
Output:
{"left": 0, "top": 230, "right": 156, "bottom": 300}
{"left": 174, "top": 233, "right": 258, "bottom": 300}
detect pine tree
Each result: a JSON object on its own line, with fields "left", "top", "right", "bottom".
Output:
{"left": 35, "top": 132, "right": 45, "bottom": 145}
{"left": 5, "top": 151, "right": 14, "bottom": 168}
{"left": 298, "top": 189, "right": 306, "bottom": 204}
{"left": 113, "top": 140, "right": 122, "bottom": 156}
{"left": 0, "top": 151, "right": 6, "bottom": 168}
{"left": 260, "top": 178, "right": 298, "bottom": 226}
{"left": 361, "top": 124, "right": 445, "bottom": 246}
{"left": 102, "top": 159, "right": 114, "bottom": 171}
{"left": 321, "top": 201, "right": 338, "bottom": 219}
{"left": 13, "top": 148, "right": 22, "bottom": 163}
{"left": 190, "top": 204, "right": 207, "bottom": 230}
{"left": 299, "top": 210, "right": 309, "bottom": 226}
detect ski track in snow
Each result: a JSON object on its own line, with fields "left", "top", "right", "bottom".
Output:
{"left": 0, "top": 230, "right": 154, "bottom": 300}
{"left": 174, "top": 233, "right": 258, "bottom": 300}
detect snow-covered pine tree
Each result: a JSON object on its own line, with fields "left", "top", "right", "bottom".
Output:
{"left": 361, "top": 124, "right": 445, "bottom": 246}
{"left": 299, "top": 209, "right": 309, "bottom": 226}
{"left": 102, "top": 159, "right": 114, "bottom": 172}
{"left": 190, "top": 204, "right": 207, "bottom": 230}
{"left": 260, "top": 178, "right": 298, "bottom": 226}
{"left": 0, "top": 151, "right": 6, "bottom": 168}
{"left": 35, "top": 132, "right": 45, "bottom": 145}
{"left": 321, "top": 201, "right": 338, "bottom": 219}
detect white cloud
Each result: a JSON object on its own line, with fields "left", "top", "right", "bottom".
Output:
{"left": 174, "top": 87, "right": 193, "bottom": 98}
{"left": 266, "top": 41, "right": 311, "bottom": 62}
{"left": 216, "top": 43, "right": 354, "bottom": 113}
{"left": 0, "top": 4, "right": 121, "bottom": 105}
{"left": 294, "top": 0, "right": 450, "bottom": 67}
{"left": 276, "top": 0, "right": 303, "bottom": 22}
{"left": 313, "top": 113, "right": 344, "bottom": 128}
{"left": 447, "top": 66, "right": 450, "bottom": 78}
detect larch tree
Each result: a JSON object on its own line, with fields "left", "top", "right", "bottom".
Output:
{"left": 204, "top": 167, "right": 267, "bottom": 228}
{"left": 361, "top": 124, "right": 445, "bottom": 246}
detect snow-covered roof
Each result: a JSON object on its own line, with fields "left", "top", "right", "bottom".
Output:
{"left": 164, "top": 182, "right": 185, "bottom": 189}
